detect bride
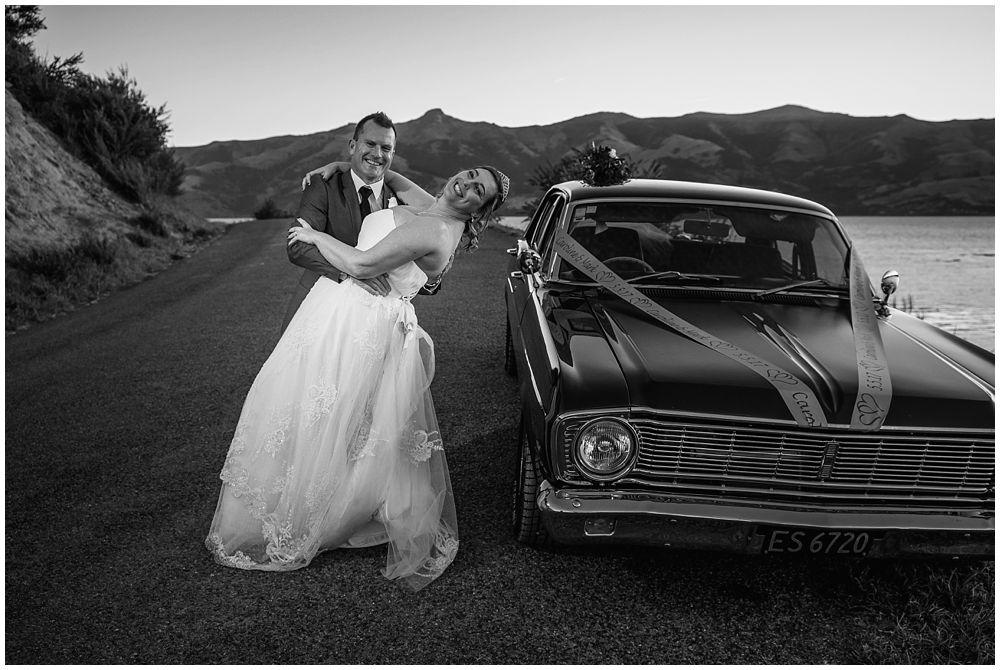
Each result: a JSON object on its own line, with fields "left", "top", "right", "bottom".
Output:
{"left": 206, "top": 165, "right": 509, "bottom": 591}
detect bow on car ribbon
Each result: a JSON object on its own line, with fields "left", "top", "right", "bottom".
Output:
{"left": 552, "top": 230, "right": 831, "bottom": 428}
{"left": 847, "top": 246, "right": 892, "bottom": 431}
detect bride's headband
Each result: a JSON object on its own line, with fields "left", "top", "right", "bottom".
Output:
{"left": 475, "top": 165, "right": 510, "bottom": 207}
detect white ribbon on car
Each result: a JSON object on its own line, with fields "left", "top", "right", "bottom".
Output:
{"left": 552, "top": 230, "right": 829, "bottom": 428}
{"left": 847, "top": 246, "right": 892, "bottom": 431}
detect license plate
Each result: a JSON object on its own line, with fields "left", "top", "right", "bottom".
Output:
{"left": 757, "top": 526, "right": 880, "bottom": 556}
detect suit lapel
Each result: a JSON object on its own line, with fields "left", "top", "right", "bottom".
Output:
{"left": 337, "top": 170, "right": 363, "bottom": 234}
{"left": 379, "top": 184, "right": 395, "bottom": 208}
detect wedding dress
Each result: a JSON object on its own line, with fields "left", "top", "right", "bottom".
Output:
{"left": 206, "top": 209, "right": 458, "bottom": 591}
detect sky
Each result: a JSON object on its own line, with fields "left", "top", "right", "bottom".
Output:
{"left": 30, "top": 2, "right": 996, "bottom": 148}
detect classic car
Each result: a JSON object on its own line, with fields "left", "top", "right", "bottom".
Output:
{"left": 504, "top": 179, "right": 994, "bottom": 557}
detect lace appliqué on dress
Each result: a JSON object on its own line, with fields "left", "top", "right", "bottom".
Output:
{"left": 260, "top": 511, "right": 309, "bottom": 565}
{"left": 259, "top": 403, "right": 293, "bottom": 458}
{"left": 406, "top": 429, "right": 444, "bottom": 464}
{"left": 206, "top": 533, "right": 258, "bottom": 570}
{"left": 285, "top": 316, "right": 322, "bottom": 351}
{"left": 229, "top": 422, "right": 249, "bottom": 456}
{"left": 304, "top": 382, "right": 338, "bottom": 426}
{"left": 415, "top": 529, "right": 459, "bottom": 579}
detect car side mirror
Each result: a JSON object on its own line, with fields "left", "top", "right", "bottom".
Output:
{"left": 877, "top": 269, "right": 900, "bottom": 317}
{"left": 518, "top": 248, "right": 543, "bottom": 275}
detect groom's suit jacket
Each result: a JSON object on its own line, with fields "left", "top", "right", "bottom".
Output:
{"left": 281, "top": 169, "right": 401, "bottom": 332}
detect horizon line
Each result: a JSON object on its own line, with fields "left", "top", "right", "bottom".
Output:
{"left": 171, "top": 104, "right": 995, "bottom": 148}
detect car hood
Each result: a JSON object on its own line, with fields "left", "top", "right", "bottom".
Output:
{"left": 564, "top": 291, "right": 994, "bottom": 430}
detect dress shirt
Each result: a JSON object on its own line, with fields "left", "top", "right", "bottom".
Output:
{"left": 350, "top": 170, "right": 385, "bottom": 212}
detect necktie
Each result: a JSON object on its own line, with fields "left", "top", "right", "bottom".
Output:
{"left": 358, "top": 185, "right": 372, "bottom": 221}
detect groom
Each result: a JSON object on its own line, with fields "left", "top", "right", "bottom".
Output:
{"left": 282, "top": 111, "right": 403, "bottom": 332}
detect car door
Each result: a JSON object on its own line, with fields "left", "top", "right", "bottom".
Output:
{"left": 505, "top": 191, "right": 566, "bottom": 427}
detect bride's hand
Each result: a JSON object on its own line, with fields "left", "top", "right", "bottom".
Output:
{"left": 287, "top": 218, "right": 321, "bottom": 246}
{"left": 301, "top": 161, "right": 349, "bottom": 191}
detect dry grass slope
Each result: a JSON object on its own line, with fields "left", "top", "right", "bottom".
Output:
{"left": 5, "top": 89, "right": 224, "bottom": 331}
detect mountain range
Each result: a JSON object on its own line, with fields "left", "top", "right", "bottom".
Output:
{"left": 173, "top": 105, "right": 995, "bottom": 218}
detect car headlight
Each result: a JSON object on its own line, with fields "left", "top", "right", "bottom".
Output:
{"left": 574, "top": 418, "right": 637, "bottom": 480}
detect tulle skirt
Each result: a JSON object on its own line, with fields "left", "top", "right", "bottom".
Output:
{"left": 205, "top": 277, "right": 458, "bottom": 591}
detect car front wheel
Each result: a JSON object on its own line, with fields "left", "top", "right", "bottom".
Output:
{"left": 512, "top": 416, "right": 549, "bottom": 546}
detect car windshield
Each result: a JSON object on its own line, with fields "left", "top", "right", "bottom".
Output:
{"left": 555, "top": 202, "right": 850, "bottom": 291}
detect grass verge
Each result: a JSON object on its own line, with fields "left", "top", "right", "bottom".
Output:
{"left": 846, "top": 560, "right": 995, "bottom": 663}
{"left": 5, "top": 200, "right": 224, "bottom": 331}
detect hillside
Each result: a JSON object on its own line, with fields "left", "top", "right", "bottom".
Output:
{"left": 5, "top": 88, "right": 143, "bottom": 256}
{"left": 5, "top": 87, "right": 222, "bottom": 330}
{"left": 174, "top": 106, "right": 994, "bottom": 217}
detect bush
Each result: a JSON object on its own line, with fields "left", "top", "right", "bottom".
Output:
{"left": 133, "top": 205, "right": 169, "bottom": 237}
{"left": 76, "top": 231, "right": 118, "bottom": 265}
{"left": 8, "top": 245, "right": 78, "bottom": 282}
{"left": 5, "top": 7, "right": 185, "bottom": 204}
{"left": 254, "top": 198, "right": 289, "bottom": 220}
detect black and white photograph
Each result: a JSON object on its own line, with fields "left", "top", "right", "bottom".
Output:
{"left": 5, "top": 1, "right": 995, "bottom": 664}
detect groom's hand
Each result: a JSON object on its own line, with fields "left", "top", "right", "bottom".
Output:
{"left": 347, "top": 273, "right": 391, "bottom": 297}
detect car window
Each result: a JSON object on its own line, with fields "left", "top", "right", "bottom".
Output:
{"left": 536, "top": 197, "right": 565, "bottom": 261}
{"left": 526, "top": 194, "right": 558, "bottom": 247}
{"left": 555, "top": 201, "right": 850, "bottom": 289}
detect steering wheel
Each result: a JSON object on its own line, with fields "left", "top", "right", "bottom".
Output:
{"left": 603, "top": 256, "right": 655, "bottom": 274}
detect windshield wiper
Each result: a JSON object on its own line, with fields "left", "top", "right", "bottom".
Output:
{"left": 753, "top": 278, "right": 844, "bottom": 298}
{"left": 626, "top": 270, "right": 721, "bottom": 285}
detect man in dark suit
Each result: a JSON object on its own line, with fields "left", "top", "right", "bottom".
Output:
{"left": 281, "top": 111, "right": 403, "bottom": 332}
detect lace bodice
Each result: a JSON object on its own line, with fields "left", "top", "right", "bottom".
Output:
{"left": 355, "top": 209, "right": 427, "bottom": 300}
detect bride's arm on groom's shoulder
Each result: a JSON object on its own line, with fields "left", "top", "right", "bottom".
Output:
{"left": 382, "top": 170, "right": 434, "bottom": 210}
{"left": 288, "top": 216, "right": 438, "bottom": 280}
{"left": 301, "top": 161, "right": 348, "bottom": 191}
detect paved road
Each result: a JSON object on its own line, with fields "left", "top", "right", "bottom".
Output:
{"left": 6, "top": 220, "right": 870, "bottom": 663}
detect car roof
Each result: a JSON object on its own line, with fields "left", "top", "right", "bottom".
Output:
{"left": 551, "top": 179, "right": 837, "bottom": 219}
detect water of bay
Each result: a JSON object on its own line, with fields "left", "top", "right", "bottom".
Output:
{"left": 496, "top": 215, "right": 995, "bottom": 352}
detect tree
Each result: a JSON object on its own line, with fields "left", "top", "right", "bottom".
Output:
{"left": 254, "top": 198, "right": 288, "bottom": 220}
{"left": 5, "top": 7, "right": 186, "bottom": 204}
{"left": 5, "top": 5, "right": 44, "bottom": 46}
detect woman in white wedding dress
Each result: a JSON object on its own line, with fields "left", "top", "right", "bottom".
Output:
{"left": 206, "top": 165, "right": 509, "bottom": 591}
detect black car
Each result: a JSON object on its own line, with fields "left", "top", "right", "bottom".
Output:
{"left": 504, "top": 179, "right": 994, "bottom": 558}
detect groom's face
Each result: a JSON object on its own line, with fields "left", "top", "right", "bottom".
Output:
{"left": 349, "top": 121, "right": 396, "bottom": 183}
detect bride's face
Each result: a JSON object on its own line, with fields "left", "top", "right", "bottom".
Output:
{"left": 442, "top": 168, "right": 499, "bottom": 214}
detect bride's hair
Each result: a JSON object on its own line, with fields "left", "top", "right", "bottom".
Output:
{"left": 462, "top": 165, "right": 510, "bottom": 252}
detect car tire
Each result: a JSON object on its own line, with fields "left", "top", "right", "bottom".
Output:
{"left": 512, "top": 416, "right": 549, "bottom": 546}
{"left": 504, "top": 318, "right": 517, "bottom": 376}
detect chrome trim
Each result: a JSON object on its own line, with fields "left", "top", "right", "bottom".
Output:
{"left": 562, "top": 196, "right": 839, "bottom": 222}
{"left": 538, "top": 481, "right": 995, "bottom": 527}
{"left": 554, "top": 405, "right": 996, "bottom": 435}
{"left": 536, "top": 481, "right": 996, "bottom": 559}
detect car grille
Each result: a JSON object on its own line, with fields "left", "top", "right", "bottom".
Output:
{"left": 559, "top": 416, "right": 995, "bottom": 507}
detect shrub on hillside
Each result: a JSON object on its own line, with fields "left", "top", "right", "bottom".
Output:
{"left": 254, "top": 198, "right": 289, "bottom": 220}
{"left": 133, "top": 205, "right": 169, "bottom": 237}
{"left": 5, "top": 6, "right": 185, "bottom": 204}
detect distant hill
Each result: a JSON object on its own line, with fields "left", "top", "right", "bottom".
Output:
{"left": 174, "top": 106, "right": 995, "bottom": 217}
